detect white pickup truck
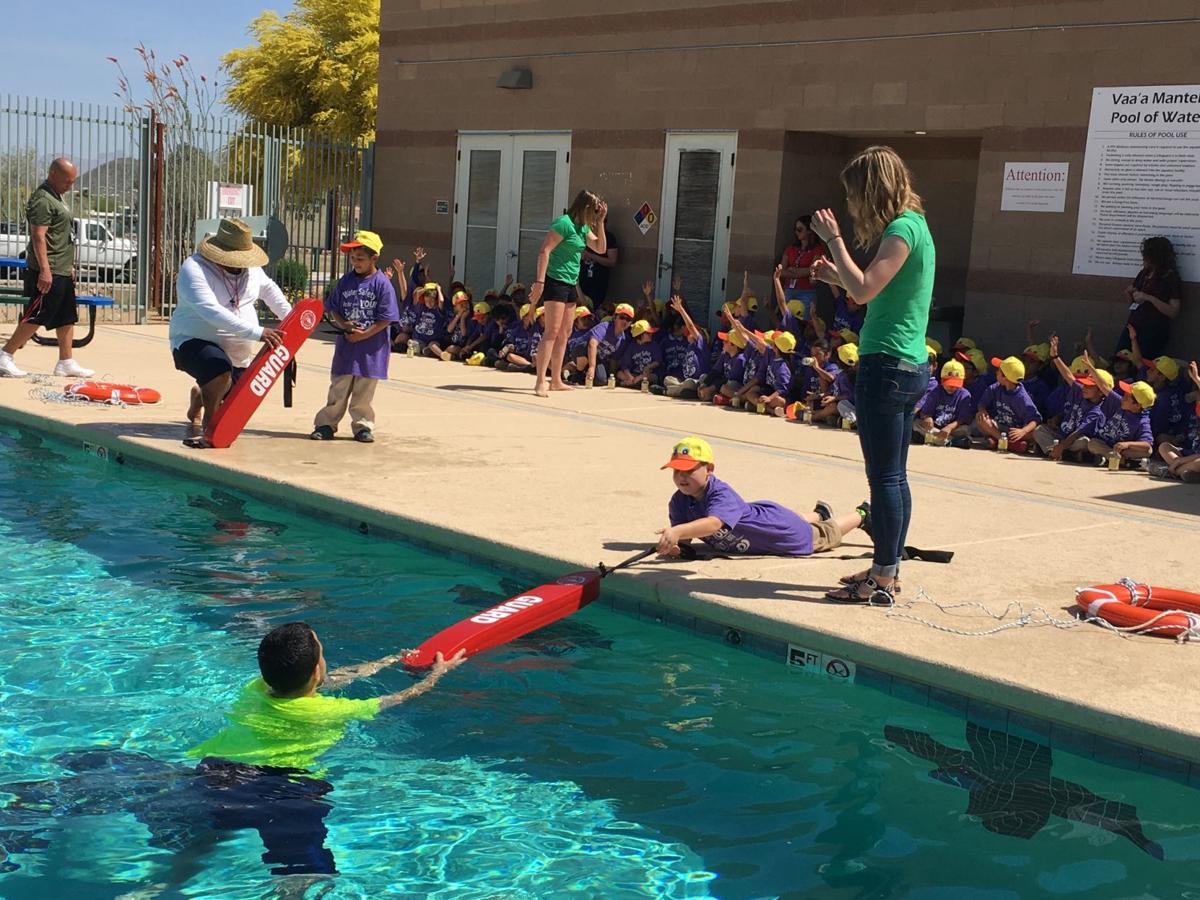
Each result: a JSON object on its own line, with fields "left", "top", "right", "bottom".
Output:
{"left": 0, "top": 217, "right": 138, "bottom": 281}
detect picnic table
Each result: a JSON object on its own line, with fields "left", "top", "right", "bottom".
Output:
{"left": 0, "top": 256, "right": 115, "bottom": 349}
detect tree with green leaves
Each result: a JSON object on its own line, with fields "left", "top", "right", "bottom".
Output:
{"left": 222, "top": 0, "right": 379, "bottom": 143}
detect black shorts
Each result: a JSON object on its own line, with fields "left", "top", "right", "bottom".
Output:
{"left": 21, "top": 270, "right": 77, "bottom": 329}
{"left": 541, "top": 276, "right": 575, "bottom": 303}
{"left": 173, "top": 338, "right": 245, "bottom": 386}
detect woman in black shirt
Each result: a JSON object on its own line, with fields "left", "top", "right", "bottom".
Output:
{"left": 1115, "top": 236, "right": 1182, "bottom": 361}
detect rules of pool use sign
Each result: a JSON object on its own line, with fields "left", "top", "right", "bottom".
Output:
{"left": 1073, "top": 84, "right": 1200, "bottom": 281}
{"left": 1001, "top": 163, "right": 1068, "bottom": 212}
{"left": 787, "top": 644, "right": 856, "bottom": 684}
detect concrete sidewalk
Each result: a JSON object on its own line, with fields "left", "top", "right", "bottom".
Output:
{"left": 2, "top": 324, "right": 1198, "bottom": 766}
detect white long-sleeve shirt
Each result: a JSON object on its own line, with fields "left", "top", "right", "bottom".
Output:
{"left": 169, "top": 255, "right": 293, "bottom": 367}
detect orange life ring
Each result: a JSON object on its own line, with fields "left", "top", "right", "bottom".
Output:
{"left": 1076, "top": 581, "right": 1200, "bottom": 639}
{"left": 65, "top": 381, "right": 162, "bottom": 405}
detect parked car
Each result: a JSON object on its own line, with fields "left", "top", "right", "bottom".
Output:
{"left": 0, "top": 218, "right": 138, "bottom": 281}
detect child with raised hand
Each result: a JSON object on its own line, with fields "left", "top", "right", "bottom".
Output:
{"left": 974, "top": 356, "right": 1041, "bottom": 452}
{"left": 772, "top": 264, "right": 809, "bottom": 349}
{"left": 730, "top": 316, "right": 770, "bottom": 408}
{"left": 616, "top": 319, "right": 663, "bottom": 389}
{"left": 913, "top": 359, "right": 976, "bottom": 446}
{"left": 656, "top": 436, "right": 870, "bottom": 559}
{"left": 701, "top": 329, "right": 747, "bottom": 405}
{"left": 1075, "top": 352, "right": 1155, "bottom": 467}
{"left": 311, "top": 231, "right": 399, "bottom": 444}
{"left": 1152, "top": 362, "right": 1200, "bottom": 482}
{"left": 761, "top": 331, "right": 797, "bottom": 416}
{"left": 1034, "top": 335, "right": 1108, "bottom": 459}
{"left": 662, "top": 294, "right": 709, "bottom": 398}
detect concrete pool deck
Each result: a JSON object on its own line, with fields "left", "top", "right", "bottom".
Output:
{"left": 2, "top": 324, "right": 1198, "bottom": 770}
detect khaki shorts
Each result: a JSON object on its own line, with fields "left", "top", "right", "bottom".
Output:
{"left": 811, "top": 519, "right": 843, "bottom": 554}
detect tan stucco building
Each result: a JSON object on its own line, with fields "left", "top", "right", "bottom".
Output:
{"left": 373, "top": 1, "right": 1198, "bottom": 352}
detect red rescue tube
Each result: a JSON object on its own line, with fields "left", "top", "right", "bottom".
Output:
{"left": 403, "top": 570, "right": 602, "bottom": 668}
{"left": 66, "top": 382, "right": 161, "bottom": 404}
{"left": 204, "top": 297, "right": 324, "bottom": 449}
{"left": 1076, "top": 582, "right": 1200, "bottom": 638}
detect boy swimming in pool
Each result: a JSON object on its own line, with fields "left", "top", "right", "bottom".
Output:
{"left": 655, "top": 436, "right": 870, "bottom": 559}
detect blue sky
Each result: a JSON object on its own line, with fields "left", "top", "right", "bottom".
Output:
{"left": 1, "top": 1, "right": 292, "bottom": 110}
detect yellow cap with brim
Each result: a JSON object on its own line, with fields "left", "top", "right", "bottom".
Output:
{"left": 786, "top": 299, "right": 805, "bottom": 315}
{"left": 941, "top": 359, "right": 966, "bottom": 388}
{"left": 717, "top": 330, "right": 748, "bottom": 350}
{"left": 1148, "top": 355, "right": 1181, "bottom": 382}
{"left": 774, "top": 331, "right": 797, "bottom": 353}
{"left": 992, "top": 355, "right": 1026, "bottom": 383}
{"left": 926, "top": 336, "right": 944, "bottom": 355}
{"left": 339, "top": 229, "right": 383, "bottom": 254}
{"left": 967, "top": 348, "right": 988, "bottom": 373}
{"left": 837, "top": 343, "right": 859, "bottom": 366}
{"left": 661, "top": 436, "right": 714, "bottom": 471}
{"left": 630, "top": 319, "right": 658, "bottom": 338}
{"left": 1069, "top": 355, "right": 1089, "bottom": 375}
{"left": 1120, "top": 380, "right": 1156, "bottom": 409}
{"left": 575, "top": 305, "right": 594, "bottom": 320}
{"left": 472, "top": 301, "right": 491, "bottom": 318}
{"left": 745, "top": 294, "right": 758, "bottom": 311}
{"left": 953, "top": 337, "right": 976, "bottom": 352}
{"left": 1022, "top": 343, "right": 1049, "bottom": 363}
{"left": 838, "top": 329, "right": 859, "bottom": 345}
{"left": 614, "top": 303, "right": 636, "bottom": 319}
{"left": 1075, "top": 369, "right": 1114, "bottom": 391}
{"left": 422, "top": 282, "right": 439, "bottom": 295}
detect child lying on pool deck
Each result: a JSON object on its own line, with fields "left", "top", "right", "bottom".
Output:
{"left": 655, "top": 436, "right": 869, "bottom": 560}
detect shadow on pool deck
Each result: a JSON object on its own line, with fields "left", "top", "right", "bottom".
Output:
{"left": 1095, "top": 485, "right": 1200, "bottom": 517}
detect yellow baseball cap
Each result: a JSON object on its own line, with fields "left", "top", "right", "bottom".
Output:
{"left": 422, "top": 282, "right": 439, "bottom": 294}
{"left": 472, "top": 301, "right": 491, "bottom": 318}
{"left": 837, "top": 343, "right": 859, "bottom": 366}
{"left": 1069, "top": 355, "right": 1089, "bottom": 375}
{"left": 614, "top": 303, "right": 636, "bottom": 319}
{"left": 926, "top": 336, "right": 943, "bottom": 355}
{"left": 774, "top": 331, "right": 797, "bottom": 353}
{"left": 838, "top": 329, "right": 859, "bottom": 345}
{"left": 511, "top": 282, "right": 526, "bottom": 293}
{"left": 717, "top": 330, "right": 748, "bottom": 349}
{"left": 1119, "top": 380, "right": 1156, "bottom": 409}
{"left": 745, "top": 294, "right": 758, "bottom": 311}
{"left": 926, "top": 344, "right": 938, "bottom": 359}
{"left": 630, "top": 319, "right": 658, "bottom": 338}
{"left": 967, "top": 348, "right": 988, "bottom": 373}
{"left": 1075, "top": 369, "right": 1114, "bottom": 390}
{"left": 339, "top": 230, "right": 383, "bottom": 254}
{"left": 953, "top": 337, "right": 975, "bottom": 351}
{"left": 1022, "top": 343, "right": 1049, "bottom": 363}
{"left": 452, "top": 289, "right": 470, "bottom": 305}
{"left": 484, "top": 288, "right": 499, "bottom": 299}
{"left": 1148, "top": 355, "right": 1181, "bottom": 381}
{"left": 992, "top": 355, "right": 1026, "bottom": 383}
{"left": 519, "top": 303, "right": 532, "bottom": 318}
{"left": 661, "top": 436, "right": 714, "bottom": 471}
{"left": 940, "top": 359, "right": 966, "bottom": 388}
{"left": 786, "top": 299, "right": 805, "bottom": 315}
{"left": 575, "top": 305, "right": 594, "bottom": 320}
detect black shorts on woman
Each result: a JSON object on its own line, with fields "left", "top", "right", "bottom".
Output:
{"left": 540, "top": 276, "right": 574, "bottom": 303}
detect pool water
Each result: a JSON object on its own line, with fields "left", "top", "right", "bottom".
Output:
{"left": 0, "top": 425, "right": 1196, "bottom": 899}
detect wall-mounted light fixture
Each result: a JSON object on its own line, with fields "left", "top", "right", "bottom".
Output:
{"left": 497, "top": 67, "right": 533, "bottom": 90}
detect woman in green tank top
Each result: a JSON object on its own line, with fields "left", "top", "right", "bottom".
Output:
{"left": 808, "top": 146, "right": 935, "bottom": 605}
{"left": 528, "top": 190, "right": 608, "bottom": 397}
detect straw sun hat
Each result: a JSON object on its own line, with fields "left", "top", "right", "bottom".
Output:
{"left": 198, "top": 219, "right": 268, "bottom": 268}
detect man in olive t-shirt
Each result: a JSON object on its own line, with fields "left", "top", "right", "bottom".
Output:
{"left": 0, "top": 157, "right": 94, "bottom": 379}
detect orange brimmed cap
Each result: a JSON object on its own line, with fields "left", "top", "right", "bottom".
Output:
{"left": 661, "top": 436, "right": 714, "bottom": 471}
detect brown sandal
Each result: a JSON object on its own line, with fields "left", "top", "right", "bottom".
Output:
{"left": 838, "top": 570, "right": 902, "bottom": 594}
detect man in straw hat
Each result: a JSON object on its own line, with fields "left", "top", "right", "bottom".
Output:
{"left": 170, "top": 219, "right": 292, "bottom": 447}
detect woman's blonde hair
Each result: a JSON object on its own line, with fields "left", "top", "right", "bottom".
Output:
{"left": 566, "top": 189, "right": 603, "bottom": 228}
{"left": 840, "top": 146, "right": 923, "bottom": 249}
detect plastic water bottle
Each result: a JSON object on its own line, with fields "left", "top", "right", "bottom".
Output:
{"left": 607, "top": 374, "right": 616, "bottom": 389}
{"left": 585, "top": 375, "right": 594, "bottom": 389}
{"left": 998, "top": 434, "right": 1008, "bottom": 452}
{"left": 756, "top": 401, "right": 766, "bottom": 414}
{"left": 841, "top": 417, "right": 853, "bottom": 431}
{"left": 406, "top": 342, "right": 415, "bottom": 358}
{"left": 802, "top": 408, "right": 813, "bottom": 424}
{"left": 924, "top": 431, "right": 935, "bottom": 444}
{"left": 1107, "top": 452, "right": 1121, "bottom": 471}
{"left": 731, "top": 396, "right": 742, "bottom": 409}
{"left": 641, "top": 377, "right": 649, "bottom": 393}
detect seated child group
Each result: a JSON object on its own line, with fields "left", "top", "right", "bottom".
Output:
{"left": 311, "top": 230, "right": 1200, "bottom": 485}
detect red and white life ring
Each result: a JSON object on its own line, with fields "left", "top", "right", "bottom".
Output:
{"left": 1076, "top": 580, "right": 1200, "bottom": 639}
{"left": 65, "top": 381, "right": 162, "bottom": 405}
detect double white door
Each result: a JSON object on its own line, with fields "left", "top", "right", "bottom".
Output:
{"left": 452, "top": 133, "right": 571, "bottom": 293}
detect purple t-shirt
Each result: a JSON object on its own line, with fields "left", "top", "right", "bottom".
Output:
{"left": 967, "top": 372, "right": 994, "bottom": 407}
{"left": 502, "top": 320, "right": 532, "bottom": 356}
{"left": 832, "top": 366, "right": 855, "bottom": 401}
{"left": 326, "top": 269, "right": 399, "bottom": 379}
{"left": 979, "top": 382, "right": 1041, "bottom": 428}
{"left": 832, "top": 294, "right": 865, "bottom": 333}
{"left": 918, "top": 385, "right": 976, "bottom": 427}
{"left": 712, "top": 349, "right": 746, "bottom": 383}
{"left": 586, "top": 320, "right": 628, "bottom": 362}
{"left": 1059, "top": 384, "right": 1101, "bottom": 437}
{"left": 669, "top": 475, "right": 813, "bottom": 556}
{"left": 413, "top": 304, "right": 445, "bottom": 342}
{"left": 396, "top": 297, "right": 419, "bottom": 330}
{"left": 622, "top": 338, "right": 663, "bottom": 375}
{"left": 1090, "top": 391, "right": 1153, "bottom": 445}
{"left": 741, "top": 344, "right": 768, "bottom": 384}
{"left": 528, "top": 323, "right": 545, "bottom": 360}
{"left": 797, "top": 360, "right": 837, "bottom": 397}
{"left": 1150, "top": 378, "right": 1188, "bottom": 437}
{"left": 1182, "top": 405, "right": 1200, "bottom": 456}
{"left": 566, "top": 322, "right": 593, "bottom": 359}
{"left": 765, "top": 354, "right": 792, "bottom": 393}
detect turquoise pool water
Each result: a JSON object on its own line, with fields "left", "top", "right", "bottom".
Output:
{"left": 0, "top": 425, "right": 1196, "bottom": 899}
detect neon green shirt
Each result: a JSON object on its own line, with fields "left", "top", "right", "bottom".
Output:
{"left": 188, "top": 678, "right": 380, "bottom": 769}
{"left": 857, "top": 210, "right": 935, "bottom": 366}
{"left": 545, "top": 214, "right": 590, "bottom": 285}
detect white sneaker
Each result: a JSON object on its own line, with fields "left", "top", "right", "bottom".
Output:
{"left": 53, "top": 359, "right": 94, "bottom": 378}
{"left": 0, "top": 351, "right": 26, "bottom": 378}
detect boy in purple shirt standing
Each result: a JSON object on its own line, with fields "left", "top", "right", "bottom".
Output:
{"left": 655, "top": 437, "right": 869, "bottom": 558}
{"left": 974, "top": 356, "right": 1041, "bottom": 452}
{"left": 311, "top": 231, "right": 399, "bottom": 443}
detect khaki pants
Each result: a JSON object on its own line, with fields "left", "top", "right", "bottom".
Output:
{"left": 313, "top": 375, "right": 379, "bottom": 434}
{"left": 1033, "top": 424, "right": 1088, "bottom": 454}
{"left": 1082, "top": 437, "right": 1151, "bottom": 459}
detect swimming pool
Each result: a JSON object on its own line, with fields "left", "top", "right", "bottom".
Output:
{"left": 0, "top": 424, "right": 1195, "bottom": 899}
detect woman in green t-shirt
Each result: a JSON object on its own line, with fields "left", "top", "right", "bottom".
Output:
{"left": 528, "top": 190, "right": 608, "bottom": 397}
{"left": 808, "top": 146, "right": 935, "bottom": 605}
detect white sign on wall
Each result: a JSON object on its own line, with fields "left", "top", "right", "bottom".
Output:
{"left": 1001, "top": 162, "right": 1069, "bottom": 212}
{"left": 1073, "top": 85, "right": 1200, "bottom": 281}
{"left": 207, "top": 181, "right": 254, "bottom": 219}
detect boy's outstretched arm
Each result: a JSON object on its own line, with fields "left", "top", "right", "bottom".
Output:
{"left": 1049, "top": 334, "right": 1075, "bottom": 385}
{"left": 379, "top": 651, "right": 467, "bottom": 710}
{"left": 1082, "top": 352, "right": 1114, "bottom": 396}
{"left": 325, "top": 652, "right": 410, "bottom": 691}
{"left": 656, "top": 517, "right": 722, "bottom": 556}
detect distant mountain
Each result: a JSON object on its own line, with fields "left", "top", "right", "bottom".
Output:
{"left": 77, "top": 157, "right": 139, "bottom": 198}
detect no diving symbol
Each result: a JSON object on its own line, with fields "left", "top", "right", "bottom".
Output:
{"left": 825, "top": 659, "right": 850, "bottom": 679}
